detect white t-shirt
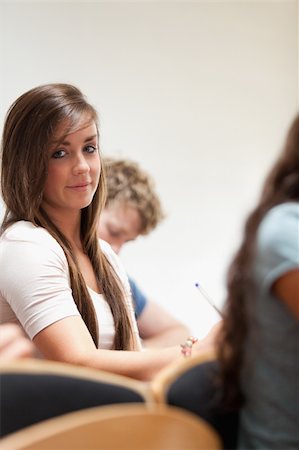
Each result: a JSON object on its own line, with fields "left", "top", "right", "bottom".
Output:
{"left": 0, "top": 221, "right": 140, "bottom": 349}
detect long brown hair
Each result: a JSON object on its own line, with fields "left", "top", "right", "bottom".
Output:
{"left": 217, "top": 113, "right": 299, "bottom": 409}
{"left": 1, "top": 83, "right": 134, "bottom": 350}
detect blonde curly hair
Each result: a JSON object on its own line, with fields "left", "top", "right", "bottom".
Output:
{"left": 103, "top": 157, "right": 165, "bottom": 235}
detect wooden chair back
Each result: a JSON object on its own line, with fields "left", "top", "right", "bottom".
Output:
{"left": 0, "top": 358, "right": 152, "bottom": 437}
{"left": 151, "top": 349, "right": 216, "bottom": 403}
{"left": 1, "top": 403, "right": 222, "bottom": 450}
{"left": 0, "top": 358, "right": 151, "bottom": 401}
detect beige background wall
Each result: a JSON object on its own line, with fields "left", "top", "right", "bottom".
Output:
{"left": 0, "top": 0, "right": 298, "bottom": 336}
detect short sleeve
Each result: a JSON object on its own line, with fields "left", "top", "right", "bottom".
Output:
{"left": 0, "top": 222, "right": 79, "bottom": 339}
{"left": 256, "top": 203, "right": 299, "bottom": 292}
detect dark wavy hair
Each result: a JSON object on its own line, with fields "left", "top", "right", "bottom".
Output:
{"left": 217, "top": 113, "right": 299, "bottom": 409}
{"left": 1, "top": 83, "right": 134, "bottom": 350}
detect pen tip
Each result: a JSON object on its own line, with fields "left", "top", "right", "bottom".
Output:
{"left": 195, "top": 282, "right": 199, "bottom": 287}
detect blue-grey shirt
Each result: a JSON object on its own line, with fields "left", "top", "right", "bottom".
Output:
{"left": 238, "top": 202, "right": 299, "bottom": 449}
{"left": 128, "top": 277, "right": 147, "bottom": 319}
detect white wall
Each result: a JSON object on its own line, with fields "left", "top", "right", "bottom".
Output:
{"left": 0, "top": 1, "right": 297, "bottom": 337}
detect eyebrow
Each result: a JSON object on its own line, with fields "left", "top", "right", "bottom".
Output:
{"left": 52, "top": 134, "right": 97, "bottom": 146}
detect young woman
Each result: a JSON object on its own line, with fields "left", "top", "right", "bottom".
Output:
{"left": 217, "top": 114, "right": 299, "bottom": 448}
{"left": 149, "top": 114, "right": 299, "bottom": 449}
{"left": 0, "top": 83, "right": 215, "bottom": 381}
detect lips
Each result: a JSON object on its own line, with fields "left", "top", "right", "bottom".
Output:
{"left": 66, "top": 181, "right": 91, "bottom": 190}
{"left": 70, "top": 183, "right": 88, "bottom": 188}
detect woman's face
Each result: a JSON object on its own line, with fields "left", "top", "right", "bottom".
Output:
{"left": 98, "top": 203, "right": 142, "bottom": 254}
{"left": 42, "top": 120, "right": 100, "bottom": 218}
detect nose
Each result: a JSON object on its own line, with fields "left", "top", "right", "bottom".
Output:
{"left": 73, "top": 153, "right": 90, "bottom": 175}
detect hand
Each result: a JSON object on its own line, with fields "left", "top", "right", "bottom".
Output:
{"left": 193, "top": 321, "right": 222, "bottom": 354}
{"left": 0, "top": 323, "right": 34, "bottom": 361}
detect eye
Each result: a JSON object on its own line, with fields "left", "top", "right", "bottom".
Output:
{"left": 52, "top": 149, "right": 66, "bottom": 159}
{"left": 84, "top": 144, "right": 97, "bottom": 154}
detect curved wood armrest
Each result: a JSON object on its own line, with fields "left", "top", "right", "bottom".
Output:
{"left": 151, "top": 349, "right": 216, "bottom": 403}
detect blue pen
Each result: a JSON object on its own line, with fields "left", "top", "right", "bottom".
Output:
{"left": 195, "top": 282, "right": 223, "bottom": 317}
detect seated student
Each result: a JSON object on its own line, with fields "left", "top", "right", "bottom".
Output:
{"left": 218, "top": 114, "right": 299, "bottom": 449}
{"left": 166, "top": 114, "right": 299, "bottom": 449}
{"left": 0, "top": 83, "right": 217, "bottom": 384}
{"left": 98, "top": 157, "right": 191, "bottom": 347}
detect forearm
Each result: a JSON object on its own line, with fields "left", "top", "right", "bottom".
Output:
{"left": 78, "top": 346, "right": 181, "bottom": 381}
{"left": 33, "top": 317, "right": 181, "bottom": 381}
{"left": 33, "top": 317, "right": 214, "bottom": 381}
{"left": 66, "top": 333, "right": 214, "bottom": 381}
{"left": 141, "top": 325, "right": 191, "bottom": 348}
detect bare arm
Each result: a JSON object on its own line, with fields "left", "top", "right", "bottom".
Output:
{"left": 33, "top": 316, "right": 182, "bottom": 381}
{"left": 137, "top": 301, "right": 191, "bottom": 348}
{"left": 0, "top": 323, "right": 34, "bottom": 361}
{"left": 33, "top": 316, "right": 217, "bottom": 381}
{"left": 272, "top": 268, "right": 299, "bottom": 320}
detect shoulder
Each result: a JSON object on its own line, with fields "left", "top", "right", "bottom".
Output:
{"left": 255, "top": 203, "right": 299, "bottom": 286}
{"left": 1, "top": 221, "right": 62, "bottom": 249}
{"left": 0, "top": 221, "right": 66, "bottom": 267}
{"left": 261, "top": 202, "right": 299, "bottom": 227}
{"left": 258, "top": 202, "right": 299, "bottom": 252}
